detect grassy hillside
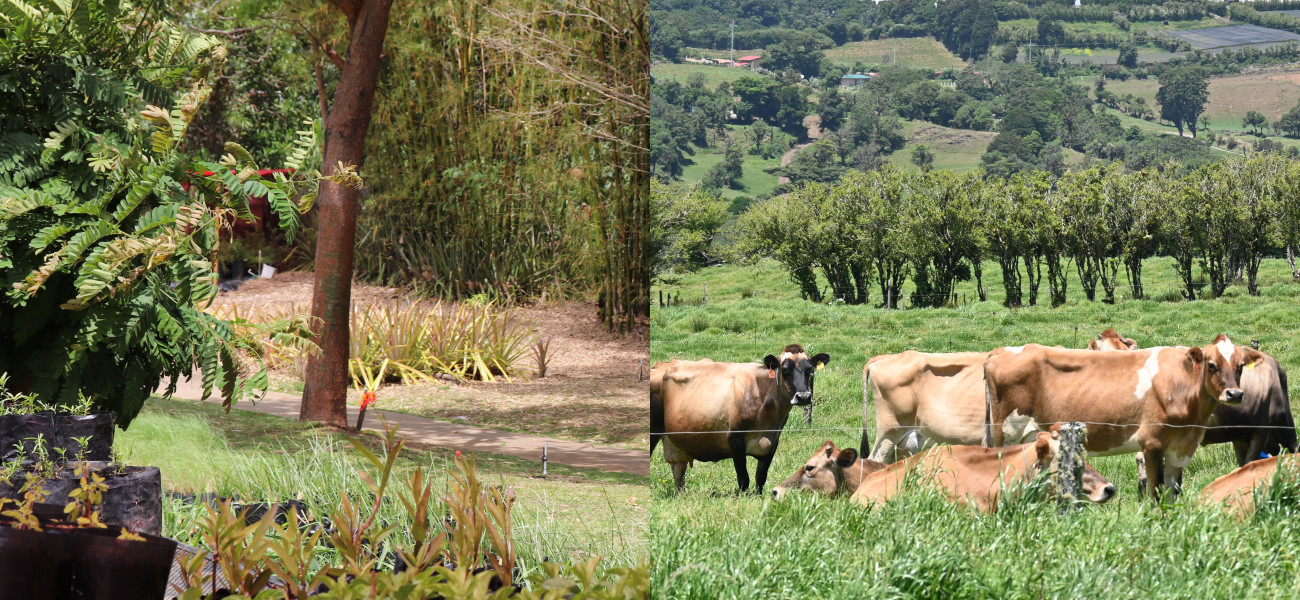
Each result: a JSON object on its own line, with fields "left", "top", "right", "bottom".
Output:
{"left": 1106, "top": 67, "right": 1300, "bottom": 131}
{"left": 651, "top": 257, "right": 1300, "bottom": 598}
{"left": 824, "top": 37, "right": 966, "bottom": 71}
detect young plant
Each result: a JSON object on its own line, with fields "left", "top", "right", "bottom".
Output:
{"left": 532, "top": 336, "right": 554, "bottom": 378}
{"left": 64, "top": 460, "right": 108, "bottom": 529}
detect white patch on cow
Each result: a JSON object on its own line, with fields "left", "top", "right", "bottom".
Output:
{"left": 1004, "top": 346, "right": 1025, "bottom": 354}
{"left": 1002, "top": 410, "right": 1040, "bottom": 444}
{"left": 1098, "top": 430, "right": 1143, "bottom": 456}
{"left": 1216, "top": 337, "right": 1236, "bottom": 362}
{"left": 1166, "top": 448, "right": 1192, "bottom": 469}
{"left": 1134, "top": 348, "right": 1161, "bottom": 400}
{"left": 899, "top": 430, "right": 927, "bottom": 456}
{"left": 747, "top": 436, "right": 775, "bottom": 457}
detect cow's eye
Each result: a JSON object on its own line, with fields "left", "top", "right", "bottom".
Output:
{"left": 1208, "top": 363, "right": 1218, "bottom": 372}
{"left": 804, "top": 464, "right": 815, "bottom": 473}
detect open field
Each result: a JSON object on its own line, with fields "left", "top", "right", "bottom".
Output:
{"left": 651, "top": 257, "right": 1300, "bottom": 597}
{"left": 885, "top": 121, "right": 995, "bottom": 172}
{"left": 120, "top": 397, "right": 647, "bottom": 573}
{"left": 824, "top": 37, "right": 966, "bottom": 71}
{"left": 1105, "top": 66, "right": 1300, "bottom": 131}
{"left": 651, "top": 62, "right": 756, "bottom": 87}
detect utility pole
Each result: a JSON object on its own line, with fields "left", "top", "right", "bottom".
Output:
{"left": 730, "top": 20, "right": 735, "bottom": 65}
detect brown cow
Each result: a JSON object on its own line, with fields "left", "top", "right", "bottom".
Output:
{"left": 1197, "top": 455, "right": 1299, "bottom": 516}
{"left": 770, "top": 441, "right": 886, "bottom": 500}
{"left": 863, "top": 330, "right": 1136, "bottom": 464}
{"left": 652, "top": 345, "right": 831, "bottom": 493}
{"left": 850, "top": 431, "right": 1116, "bottom": 512}
{"left": 984, "top": 338, "right": 1262, "bottom": 500}
{"left": 1089, "top": 328, "right": 1137, "bottom": 351}
{"left": 1116, "top": 335, "right": 1296, "bottom": 495}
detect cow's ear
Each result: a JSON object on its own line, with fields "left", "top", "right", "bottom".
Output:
{"left": 764, "top": 355, "right": 780, "bottom": 370}
{"left": 1087, "top": 340, "right": 1099, "bottom": 351}
{"left": 1035, "top": 432, "right": 1054, "bottom": 462}
{"left": 1125, "top": 338, "right": 1138, "bottom": 350}
{"left": 1188, "top": 346, "right": 1204, "bottom": 366}
{"left": 811, "top": 353, "right": 830, "bottom": 369}
{"left": 1241, "top": 348, "right": 1265, "bottom": 370}
{"left": 836, "top": 447, "right": 859, "bottom": 467}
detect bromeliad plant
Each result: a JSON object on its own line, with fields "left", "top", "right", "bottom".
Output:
{"left": 0, "top": 0, "right": 343, "bottom": 426}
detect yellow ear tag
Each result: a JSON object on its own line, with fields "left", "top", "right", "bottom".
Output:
{"left": 816, "top": 363, "right": 825, "bottom": 371}
{"left": 1245, "top": 360, "right": 1257, "bottom": 370}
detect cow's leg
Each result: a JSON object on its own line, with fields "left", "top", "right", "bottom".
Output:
{"left": 1162, "top": 464, "right": 1184, "bottom": 503}
{"left": 870, "top": 429, "right": 897, "bottom": 464}
{"left": 670, "top": 461, "right": 688, "bottom": 491}
{"left": 1136, "top": 452, "right": 1148, "bottom": 498}
{"left": 755, "top": 442, "right": 778, "bottom": 495}
{"left": 1245, "top": 433, "right": 1269, "bottom": 465}
{"left": 1144, "top": 449, "right": 1165, "bottom": 502}
{"left": 1232, "top": 441, "right": 1253, "bottom": 467}
{"left": 728, "top": 435, "right": 751, "bottom": 493}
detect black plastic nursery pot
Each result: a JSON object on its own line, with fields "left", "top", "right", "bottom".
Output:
{"left": 71, "top": 527, "right": 178, "bottom": 600}
{"left": 0, "top": 464, "right": 163, "bottom": 535}
{"left": 0, "top": 523, "right": 76, "bottom": 600}
{"left": 0, "top": 411, "right": 116, "bottom": 462}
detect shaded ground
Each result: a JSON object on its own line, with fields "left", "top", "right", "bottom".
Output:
{"left": 215, "top": 272, "right": 648, "bottom": 449}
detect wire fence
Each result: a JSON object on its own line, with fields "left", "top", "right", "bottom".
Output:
{"left": 653, "top": 422, "right": 1300, "bottom": 437}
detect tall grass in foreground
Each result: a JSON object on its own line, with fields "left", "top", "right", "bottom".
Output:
{"left": 118, "top": 409, "right": 642, "bottom": 572}
{"left": 651, "top": 257, "right": 1300, "bottom": 598}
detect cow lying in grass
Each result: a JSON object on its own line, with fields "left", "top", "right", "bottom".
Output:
{"left": 771, "top": 441, "right": 885, "bottom": 500}
{"left": 773, "top": 433, "right": 1115, "bottom": 512}
{"left": 1198, "top": 455, "right": 1300, "bottom": 516}
{"left": 850, "top": 432, "right": 1115, "bottom": 512}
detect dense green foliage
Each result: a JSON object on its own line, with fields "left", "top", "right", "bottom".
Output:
{"left": 650, "top": 257, "right": 1300, "bottom": 598}
{"left": 727, "top": 155, "right": 1300, "bottom": 308}
{"left": 352, "top": 0, "right": 648, "bottom": 330}
{"left": 1156, "top": 66, "right": 1210, "bottom": 137}
{"left": 0, "top": 0, "right": 319, "bottom": 426}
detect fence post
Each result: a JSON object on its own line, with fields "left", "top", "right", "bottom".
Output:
{"left": 703, "top": 283, "right": 708, "bottom": 305}
{"left": 659, "top": 290, "right": 663, "bottom": 308}
{"left": 1057, "top": 422, "right": 1087, "bottom": 511}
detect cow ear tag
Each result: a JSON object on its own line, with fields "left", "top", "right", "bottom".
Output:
{"left": 768, "top": 369, "right": 776, "bottom": 379}
{"left": 816, "top": 363, "right": 824, "bottom": 371}
{"left": 1245, "top": 360, "right": 1257, "bottom": 370}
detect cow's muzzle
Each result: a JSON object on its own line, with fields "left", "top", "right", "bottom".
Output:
{"left": 1093, "top": 484, "right": 1116, "bottom": 504}
{"left": 1222, "top": 388, "right": 1244, "bottom": 405}
{"left": 792, "top": 391, "right": 812, "bottom": 405}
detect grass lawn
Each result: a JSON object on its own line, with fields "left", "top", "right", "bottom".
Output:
{"left": 651, "top": 62, "right": 755, "bottom": 87}
{"left": 119, "top": 397, "right": 647, "bottom": 572}
{"left": 824, "top": 37, "right": 966, "bottom": 71}
{"left": 652, "top": 257, "right": 1300, "bottom": 597}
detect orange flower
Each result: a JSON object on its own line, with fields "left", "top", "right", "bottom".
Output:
{"left": 361, "top": 391, "right": 377, "bottom": 410}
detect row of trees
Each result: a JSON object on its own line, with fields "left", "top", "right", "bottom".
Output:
{"left": 723, "top": 156, "right": 1300, "bottom": 308}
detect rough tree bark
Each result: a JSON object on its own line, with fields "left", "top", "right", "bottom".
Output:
{"left": 301, "top": 0, "right": 395, "bottom": 426}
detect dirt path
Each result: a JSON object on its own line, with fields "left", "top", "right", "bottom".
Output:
{"left": 207, "top": 272, "right": 649, "bottom": 450}
{"left": 777, "top": 143, "right": 813, "bottom": 184}
{"left": 157, "top": 378, "right": 649, "bottom": 475}
{"left": 776, "top": 115, "right": 822, "bottom": 185}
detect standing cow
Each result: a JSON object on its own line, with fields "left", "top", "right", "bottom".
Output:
{"left": 862, "top": 329, "right": 1135, "bottom": 464}
{"left": 651, "top": 345, "right": 831, "bottom": 493}
{"left": 984, "top": 337, "right": 1262, "bottom": 501}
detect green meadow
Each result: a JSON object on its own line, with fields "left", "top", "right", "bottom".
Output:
{"left": 651, "top": 257, "right": 1300, "bottom": 598}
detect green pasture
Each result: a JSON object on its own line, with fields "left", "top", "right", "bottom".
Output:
{"left": 119, "top": 397, "right": 647, "bottom": 572}
{"left": 651, "top": 62, "right": 755, "bottom": 87}
{"left": 824, "top": 37, "right": 966, "bottom": 71}
{"left": 651, "top": 257, "right": 1300, "bottom": 598}
{"left": 678, "top": 127, "right": 783, "bottom": 202}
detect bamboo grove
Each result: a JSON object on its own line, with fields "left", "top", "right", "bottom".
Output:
{"left": 357, "top": 0, "right": 648, "bottom": 331}
{"left": 730, "top": 157, "right": 1300, "bottom": 309}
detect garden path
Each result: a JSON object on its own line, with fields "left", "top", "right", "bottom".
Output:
{"left": 159, "top": 377, "right": 649, "bottom": 475}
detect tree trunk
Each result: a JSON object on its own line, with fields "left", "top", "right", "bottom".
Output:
{"left": 999, "top": 253, "right": 1021, "bottom": 308}
{"left": 973, "top": 259, "right": 986, "bottom": 303}
{"left": 1125, "top": 256, "right": 1144, "bottom": 300}
{"left": 1288, "top": 245, "right": 1299, "bottom": 281}
{"left": 1024, "top": 253, "right": 1041, "bottom": 307}
{"left": 301, "top": 0, "right": 395, "bottom": 427}
{"left": 1046, "top": 252, "right": 1069, "bottom": 307}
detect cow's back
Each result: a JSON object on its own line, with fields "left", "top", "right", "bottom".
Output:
{"left": 1199, "top": 455, "right": 1293, "bottom": 515}
{"left": 985, "top": 345, "right": 1156, "bottom": 450}
{"left": 852, "top": 444, "right": 1038, "bottom": 511}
